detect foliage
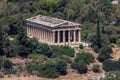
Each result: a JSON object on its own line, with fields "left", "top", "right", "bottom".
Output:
{"left": 75, "top": 52, "right": 94, "bottom": 64}
{"left": 39, "top": 59, "right": 60, "bottom": 78}
{"left": 103, "top": 60, "right": 120, "bottom": 72}
{"left": 104, "top": 26, "right": 120, "bottom": 43}
{"left": 28, "top": 54, "right": 48, "bottom": 61}
{"left": 3, "top": 59, "right": 12, "bottom": 70}
{"left": 0, "top": 26, "right": 6, "bottom": 55}
{"left": 51, "top": 46, "right": 75, "bottom": 57}
{"left": 97, "top": 45, "right": 113, "bottom": 62}
{"left": 79, "top": 44, "right": 83, "bottom": 49}
{"left": 56, "top": 59, "right": 67, "bottom": 75}
{"left": 0, "top": 57, "right": 3, "bottom": 69}
{"left": 71, "top": 60, "right": 88, "bottom": 74}
{"left": 88, "top": 33, "right": 110, "bottom": 52}
{"left": 26, "top": 58, "right": 67, "bottom": 78}
{"left": 92, "top": 64, "right": 100, "bottom": 73}
{"left": 100, "top": 71, "right": 120, "bottom": 80}
{"left": 116, "top": 39, "right": 120, "bottom": 47}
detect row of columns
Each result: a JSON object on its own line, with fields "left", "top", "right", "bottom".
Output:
{"left": 54, "top": 30, "right": 80, "bottom": 45}
{"left": 27, "top": 26, "right": 81, "bottom": 45}
{"left": 27, "top": 26, "right": 55, "bottom": 44}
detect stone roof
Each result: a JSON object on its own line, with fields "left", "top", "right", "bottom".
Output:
{"left": 26, "top": 15, "right": 80, "bottom": 27}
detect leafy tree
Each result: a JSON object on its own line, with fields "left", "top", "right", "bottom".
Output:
{"left": 96, "top": 19, "right": 101, "bottom": 48}
{"left": 101, "top": 71, "right": 120, "bottom": 80}
{"left": 18, "top": 45, "right": 28, "bottom": 58}
{"left": 103, "top": 59, "right": 120, "bottom": 72}
{"left": 92, "top": 64, "right": 100, "bottom": 73}
{"left": 56, "top": 59, "right": 67, "bottom": 75}
{"left": 0, "top": 57, "right": 3, "bottom": 69}
{"left": 0, "top": 26, "right": 5, "bottom": 55}
{"left": 75, "top": 52, "right": 94, "bottom": 64}
{"left": 97, "top": 45, "right": 113, "bottom": 62}
{"left": 116, "top": 39, "right": 120, "bottom": 47}
{"left": 3, "top": 59, "right": 12, "bottom": 70}
{"left": 88, "top": 33, "right": 110, "bottom": 52}
{"left": 71, "top": 60, "right": 88, "bottom": 74}
{"left": 40, "top": 59, "right": 60, "bottom": 78}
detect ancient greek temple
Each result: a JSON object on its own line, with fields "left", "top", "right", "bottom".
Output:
{"left": 26, "top": 15, "right": 81, "bottom": 46}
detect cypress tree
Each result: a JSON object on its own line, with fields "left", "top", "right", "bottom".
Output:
{"left": 96, "top": 19, "right": 101, "bottom": 48}
{"left": 0, "top": 26, "right": 5, "bottom": 55}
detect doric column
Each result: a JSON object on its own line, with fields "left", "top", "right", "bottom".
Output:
{"left": 32, "top": 26, "right": 35, "bottom": 37}
{"left": 50, "top": 31, "right": 52, "bottom": 44}
{"left": 41, "top": 29, "right": 43, "bottom": 40}
{"left": 74, "top": 30, "right": 76, "bottom": 43}
{"left": 27, "top": 26, "right": 28, "bottom": 36}
{"left": 63, "top": 30, "right": 65, "bottom": 45}
{"left": 52, "top": 31, "right": 55, "bottom": 44}
{"left": 39, "top": 29, "right": 41, "bottom": 39}
{"left": 68, "top": 30, "right": 70, "bottom": 43}
{"left": 78, "top": 30, "right": 81, "bottom": 43}
{"left": 58, "top": 31, "right": 60, "bottom": 44}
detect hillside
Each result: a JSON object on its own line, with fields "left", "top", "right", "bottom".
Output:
{"left": 0, "top": 0, "right": 120, "bottom": 80}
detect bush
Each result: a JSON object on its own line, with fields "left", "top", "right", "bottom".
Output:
{"left": 93, "top": 45, "right": 100, "bottom": 53}
{"left": 77, "top": 61, "right": 88, "bottom": 74}
{"left": 0, "top": 57, "right": 3, "bottom": 69}
{"left": 26, "top": 58, "right": 67, "bottom": 78}
{"left": 75, "top": 52, "right": 94, "bottom": 64}
{"left": 79, "top": 44, "right": 83, "bottom": 49}
{"left": 71, "top": 60, "right": 88, "bottom": 74}
{"left": 56, "top": 59, "right": 67, "bottom": 75}
{"left": 97, "top": 45, "right": 113, "bottom": 62}
{"left": 39, "top": 59, "right": 60, "bottom": 78}
{"left": 103, "top": 60, "right": 120, "bottom": 72}
{"left": 28, "top": 54, "right": 48, "bottom": 61}
{"left": 101, "top": 71, "right": 120, "bottom": 80}
{"left": 3, "top": 59, "right": 12, "bottom": 70}
{"left": 51, "top": 46, "right": 75, "bottom": 57}
{"left": 116, "top": 39, "right": 120, "bottom": 47}
{"left": 92, "top": 64, "right": 100, "bottom": 73}
{"left": 71, "top": 62, "right": 78, "bottom": 69}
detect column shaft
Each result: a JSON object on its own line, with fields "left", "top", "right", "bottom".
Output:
{"left": 74, "top": 30, "right": 76, "bottom": 43}
{"left": 58, "top": 31, "right": 60, "bottom": 44}
{"left": 68, "top": 30, "right": 70, "bottom": 43}
{"left": 78, "top": 30, "right": 81, "bottom": 43}
{"left": 63, "top": 31, "right": 65, "bottom": 45}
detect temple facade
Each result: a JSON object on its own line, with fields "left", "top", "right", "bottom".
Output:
{"left": 26, "top": 15, "right": 81, "bottom": 46}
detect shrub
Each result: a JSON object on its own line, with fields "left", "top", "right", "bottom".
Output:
{"left": 39, "top": 59, "right": 60, "bottom": 78}
{"left": 79, "top": 44, "right": 83, "bottom": 49}
{"left": 51, "top": 46, "right": 75, "bottom": 57}
{"left": 77, "top": 61, "right": 88, "bottom": 74}
{"left": 28, "top": 54, "right": 48, "bottom": 61}
{"left": 92, "top": 64, "right": 100, "bottom": 73}
{"left": 116, "top": 39, "right": 120, "bottom": 47}
{"left": 75, "top": 52, "right": 94, "bottom": 64}
{"left": 103, "top": 60, "right": 120, "bottom": 72}
{"left": 71, "top": 60, "right": 88, "bottom": 74}
{"left": 93, "top": 45, "right": 100, "bottom": 53}
{"left": 71, "top": 62, "right": 78, "bottom": 69}
{"left": 97, "top": 45, "right": 113, "bottom": 62}
{"left": 3, "top": 59, "right": 12, "bottom": 70}
{"left": 101, "top": 71, "right": 120, "bottom": 80}
{"left": 26, "top": 58, "right": 67, "bottom": 78}
{"left": 56, "top": 59, "right": 67, "bottom": 75}
{"left": 0, "top": 57, "right": 3, "bottom": 69}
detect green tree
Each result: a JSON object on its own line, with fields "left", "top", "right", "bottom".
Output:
{"left": 0, "top": 26, "right": 5, "bottom": 55}
{"left": 96, "top": 19, "right": 101, "bottom": 48}
{"left": 3, "top": 59, "right": 12, "bottom": 70}
{"left": 75, "top": 52, "right": 94, "bottom": 64}
{"left": 56, "top": 59, "right": 67, "bottom": 75}
{"left": 97, "top": 45, "right": 113, "bottom": 62}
